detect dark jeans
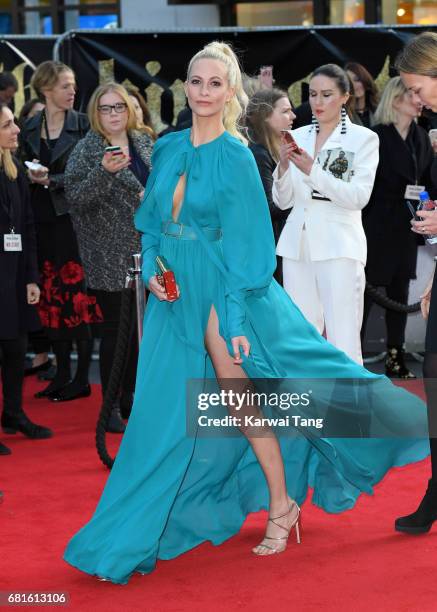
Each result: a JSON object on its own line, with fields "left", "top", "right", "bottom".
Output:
{"left": 0, "top": 335, "right": 27, "bottom": 416}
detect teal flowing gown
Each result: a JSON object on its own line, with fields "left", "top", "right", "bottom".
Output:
{"left": 64, "top": 129, "right": 429, "bottom": 584}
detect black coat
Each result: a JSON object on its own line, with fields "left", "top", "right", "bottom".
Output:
{"left": 0, "top": 161, "right": 40, "bottom": 339}
{"left": 18, "top": 109, "right": 89, "bottom": 216}
{"left": 363, "top": 122, "right": 437, "bottom": 286}
{"left": 249, "top": 142, "right": 289, "bottom": 284}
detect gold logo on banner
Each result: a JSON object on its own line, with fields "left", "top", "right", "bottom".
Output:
{"left": 2, "top": 61, "right": 36, "bottom": 117}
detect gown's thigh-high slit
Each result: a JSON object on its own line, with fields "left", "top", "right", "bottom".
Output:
{"left": 204, "top": 304, "right": 290, "bottom": 518}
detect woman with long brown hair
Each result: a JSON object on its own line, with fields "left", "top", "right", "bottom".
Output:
{"left": 245, "top": 87, "right": 295, "bottom": 283}
{"left": 345, "top": 62, "right": 379, "bottom": 128}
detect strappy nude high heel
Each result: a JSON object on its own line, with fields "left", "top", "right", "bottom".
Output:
{"left": 253, "top": 501, "right": 301, "bottom": 555}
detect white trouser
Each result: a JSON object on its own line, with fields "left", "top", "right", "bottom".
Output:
{"left": 282, "top": 231, "right": 365, "bottom": 365}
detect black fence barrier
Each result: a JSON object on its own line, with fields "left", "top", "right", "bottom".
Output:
{"left": 54, "top": 25, "right": 436, "bottom": 129}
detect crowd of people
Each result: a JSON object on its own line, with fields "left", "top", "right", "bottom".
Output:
{"left": 1, "top": 31, "right": 437, "bottom": 582}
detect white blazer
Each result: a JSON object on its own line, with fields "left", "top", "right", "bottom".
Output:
{"left": 272, "top": 117, "right": 379, "bottom": 265}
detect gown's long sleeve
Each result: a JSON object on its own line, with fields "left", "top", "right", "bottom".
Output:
{"left": 134, "top": 138, "right": 164, "bottom": 284}
{"left": 215, "top": 141, "right": 277, "bottom": 338}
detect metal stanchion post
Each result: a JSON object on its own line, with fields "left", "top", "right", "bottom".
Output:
{"left": 125, "top": 253, "right": 146, "bottom": 345}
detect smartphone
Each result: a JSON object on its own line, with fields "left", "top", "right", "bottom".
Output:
{"left": 25, "top": 160, "right": 46, "bottom": 172}
{"left": 429, "top": 129, "right": 437, "bottom": 143}
{"left": 281, "top": 130, "right": 301, "bottom": 154}
{"left": 105, "top": 145, "right": 123, "bottom": 156}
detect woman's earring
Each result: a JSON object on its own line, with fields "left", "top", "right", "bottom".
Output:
{"left": 311, "top": 113, "right": 320, "bottom": 133}
{"left": 341, "top": 105, "right": 347, "bottom": 134}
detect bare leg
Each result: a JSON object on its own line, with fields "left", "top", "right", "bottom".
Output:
{"left": 204, "top": 307, "right": 300, "bottom": 554}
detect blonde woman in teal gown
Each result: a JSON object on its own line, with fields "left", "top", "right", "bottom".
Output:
{"left": 64, "top": 43, "right": 429, "bottom": 584}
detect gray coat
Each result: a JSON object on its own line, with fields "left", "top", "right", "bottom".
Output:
{"left": 65, "top": 129, "right": 153, "bottom": 291}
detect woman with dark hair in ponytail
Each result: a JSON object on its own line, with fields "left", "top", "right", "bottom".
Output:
{"left": 273, "top": 63, "right": 379, "bottom": 365}
{"left": 19, "top": 61, "right": 96, "bottom": 403}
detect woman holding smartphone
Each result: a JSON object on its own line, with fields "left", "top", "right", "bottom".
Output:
{"left": 394, "top": 32, "right": 437, "bottom": 534}
{"left": 245, "top": 87, "right": 295, "bottom": 283}
{"left": 18, "top": 61, "right": 95, "bottom": 403}
{"left": 272, "top": 64, "right": 379, "bottom": 364}
{"left": 65, "top": 83, "right": 153, "bottom": 430}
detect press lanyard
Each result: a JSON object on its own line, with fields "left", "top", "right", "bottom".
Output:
{"left": 403, "top": 134, "right": 424, "bottom": 200}
{"left": 42, "top": 111, "right": 54, "bottom": 152}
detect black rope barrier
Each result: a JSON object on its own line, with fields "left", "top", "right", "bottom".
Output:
{"left": 95, "top": 286, "right": 136, "bottom": 469}
{"left": 365, "top": 282, "right": 421, "bottom": 314}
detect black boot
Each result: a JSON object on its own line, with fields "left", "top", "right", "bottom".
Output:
{"left": 106, "top": 406, "right": 126, "bottom": 434}
{"left": 395, "top": 479, "right": 437, "bottom": 533}
{"left": 385, "top": 346, "right": 416, "bottom": 379}
{"left": 1, "top": 411, "right": 53, "bottom": 439}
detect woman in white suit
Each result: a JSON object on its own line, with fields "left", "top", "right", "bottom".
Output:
{"left": 273, "top": 64, "right": 379, "bottom": 364}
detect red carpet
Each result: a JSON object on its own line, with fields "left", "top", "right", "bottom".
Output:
{"left": 1, "top": 377, "right": 436, "bottom": 612}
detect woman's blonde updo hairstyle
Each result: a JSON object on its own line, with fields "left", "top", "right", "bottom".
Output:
{"left": 187, "top": 41, "right": 248, "bottom": 145}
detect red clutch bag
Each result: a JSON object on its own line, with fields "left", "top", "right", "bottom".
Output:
{"left": 156, "top": 256, "right": 178, "bottom": 301}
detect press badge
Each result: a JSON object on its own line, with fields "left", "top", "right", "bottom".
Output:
{"left": 405, "top": 185, "right": 425, "bottom": 200}
{"left": 4, "top": 232, "right": 22, "bottom": 252}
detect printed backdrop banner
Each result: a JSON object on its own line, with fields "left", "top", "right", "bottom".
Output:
{"left": 0, "top": 36, "right": 56, "bottom": 116}
{"left": 56, "top": 26, "right": 436, "bottom": 133}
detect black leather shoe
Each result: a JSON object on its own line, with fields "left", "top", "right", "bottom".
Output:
{"left": 34, "top": 381, "right": 71, "bottom": 399}
{"left": 50, "top": 383, "right": 91, "bottom": 403}
{"left": 106, "top": 406, "right": 126, "bottom": 434}
{"left": 395, "top": 479, "right": 437, "bottom": 534}
{"left": 24, "top": 358, "right": 53, "bottom": 377}
{"left": 1, "top": 412, "right": 53, "bottom": 439}
{"left": 0, "top": 441, "right": 11, "bottom": 455}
